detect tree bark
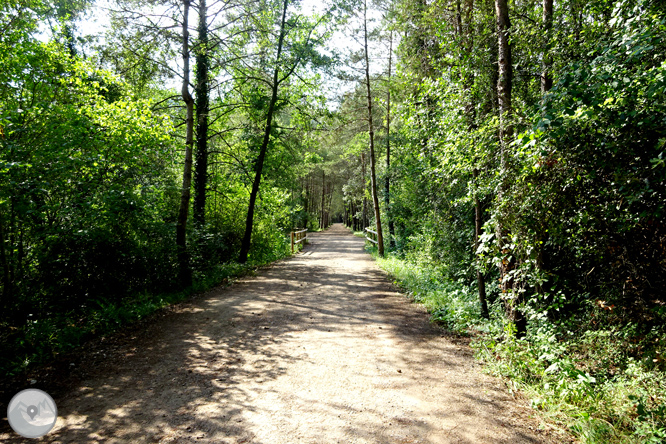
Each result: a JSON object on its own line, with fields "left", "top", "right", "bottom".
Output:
{"left": 474, "top": 169, "right": 489, "bottom": 318}
{"left": 363, "top": 0, "right": 384, "bottom": 256}
{"left": 238, "top": 0, "right": 289, "bottom": 263}
{"left": 541, "top": 0, "right": 553, "bottom": 94}
{"left": 495, "top": 0, "right": 525, "bottom": 335}
{"left": 193, "top": 0, "right": 210, "bottom": 227}
{"left": 385, "top": 30, "right": 395, "bottom": 249}
{"left": 459, "top": 0, "right": 487, "bottom": 318}
{"left": 495, "top": 0, "right": 511, "bottom": 125}
{"left": 320, "top": 170, "right": 326, "bottom": 229}
{"left": 361, "top": 152, "right": 367, "bottom": 230}
{"left": 0, "top": 213, "right": 10, "bottom": 304}
{"left": 176, "top": 0, "right": 195, "bottom": 286}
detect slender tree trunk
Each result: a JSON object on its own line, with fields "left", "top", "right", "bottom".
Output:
{"left": 238, "top": 0, "right": 289, "bottom": 263}
{"left": 496, "top": 0, "right": 511, "bottom": 125}
{"left": 353, "top": 203, "right": 362, "bottom": 231}
{"left": 385, "top": 30, "right": 395, "bottom": 249}
{"left": 310, "top": 174, "right": 316, "bottom": 228}
{"left": 474, "top": 169, "right": 489, "bottom": 318}
{"left": 305, "top": 174, "right": 314, "bottom": 227}
{"left": 361, "top": 152, "right": 367, "bottom": 230}
{"left": 326, "top": 181, "right": 330, "bottom": 227}
{"left": 326, "top": 182, "right": 333, "bottom": 225}
{"left": 534, "top": 0, "right": 554, "bottom": 294}
{"left": 459, "top": 0, "right": 486, "bottom": 317}
{"left": 455, "top": 0, "right": 462, "bottom": 35}
{"left": 0, "top": 213, "right": 10, "bottom": 304}
{"left": 320, "top": 170, "right": 326, "bottom": 229}
{"left": 362, "top": 0, "right": 384, "bottom": 256}
{"left": 177, "top": 0, "right": 195, "bottom": 286}
{"left": 354, "top": 203, "right": 363, "bottom": 231}
{"left": 193, "top": 0, "right": 210, "bottom": 227}
{"left": 541, "top": 0, "right": 553, "bottom": 94}
{"left": 495, "top": 0, "right": 525, "bottom": 335}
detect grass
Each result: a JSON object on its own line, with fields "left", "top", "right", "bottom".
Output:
{"left": 374, "top": 253, "right": 482, "bottom": 334}
{"left": 367, "top": 247, "right": 666, "bottom": 444}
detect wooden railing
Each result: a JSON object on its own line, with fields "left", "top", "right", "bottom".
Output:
{"left": 290, "top": 229, "right": 308, "bottom": 253}
{"left": 364, "top": 227, "right": 378, "bottom": 245}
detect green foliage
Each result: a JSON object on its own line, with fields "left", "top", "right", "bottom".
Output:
{"left": 0, "top": 0, "right": 332, "bottom": 381}
{"left": 0, "top": 261, "right": 252, "bottom": 378}
{"left": 507, "top": 1, "right": 666, "bottom": 322}
{"left": 1, "top": 40, "right": 179, "bottom": 308}
{"left": 2, "top": 0, "right": 665, "bottom": 442}
{"left": 376, "top": 253, "right": 488, "bottom": 333}
{"left": 371, "top": 0, "right": 666, "bottom": 441}
{"left": 377, "top": 242, "right": 666, "bottom": 442}
{"left": 475, "top": 317, "right": 666, "bottom": 443}
{"left": 246, "top": 186, "right": 294, "bottom": 264}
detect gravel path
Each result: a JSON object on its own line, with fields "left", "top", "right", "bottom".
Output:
{"left": 2, "top": 223, "right": 556, "bottom": 443}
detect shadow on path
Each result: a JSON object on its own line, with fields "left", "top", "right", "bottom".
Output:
{"left": 0, "top": 224, "right": 556, "bottom": 443}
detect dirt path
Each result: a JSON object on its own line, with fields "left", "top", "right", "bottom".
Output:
{"left": 2, "top": 223, "right": 556, "bottom": 443}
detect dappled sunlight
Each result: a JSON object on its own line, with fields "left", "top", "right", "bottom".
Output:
{"left": 0, "top": 224, "right": 549, "bottom": 443}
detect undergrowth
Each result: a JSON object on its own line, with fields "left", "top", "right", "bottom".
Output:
{"left": 371, "top": 246, "right": 666, "bottom": 444}
{"left": 0, "top": 247, "right": 294, "bottom": 381}
{"left": 375, "top": 254, "right": 483, "bottom": 334}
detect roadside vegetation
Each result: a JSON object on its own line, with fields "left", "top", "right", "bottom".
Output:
{"left": 0, "top": 0, "right": 328, "bottom": 380}
{"left": 338, "top": 0, "right": 666, "bottom": 441}
{"left": 370, "top": 243, "right": 666, "bottom": 443}
{"left": 2, "top": 0, "right": 664, "bottom": 441}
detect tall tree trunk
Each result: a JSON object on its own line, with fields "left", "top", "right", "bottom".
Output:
{"left": 0, "top": 213, "right": 10, "bottom": 305}
{"left": 351, "top": 202, "right": 355, "bottom": 230}
{"left": 495, "top": 0, "right": 525, "bottom": 335}
{"left": 353, "top": 203, "right": 363, "bottom": 231}
{"left": 320, "top": 170, "right": 326, "bottom": 229}
{"left": 459, "top": 0, "right": 487, "bottom": 318}
{"left": 385, "top": 30, "right": 395, "bottom": 249}
{"left": 238, "top": 0, "right": 289, "bottom": 263}
{"left": 193, "top": 0, "right": 210, "bottom": 227}
{"left": 535, "top": 0, "right": 554, "bottom": 295}
{"left": 363, "top": 0, "right": 384, "bottom": 256}
{"left": 541, "top": 0, "right": 553, "bottom": 93}
{"left": 177, "top": 0, "right": 195, "bottom": 286}
{"left": 474, "top": 169, "right": 489, "bottom": 318}
{"left": 361, "top": 152, "right": 367, "bottom": 230}
{"left": 495, "top": 0, "right": 511, "bottom": 124}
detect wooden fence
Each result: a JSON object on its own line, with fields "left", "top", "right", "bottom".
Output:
{"left": 364, "top": 227, "right": 378, "bottom": 245}
{"left": 290, "top": 229, "right": 308, "bottom": 253}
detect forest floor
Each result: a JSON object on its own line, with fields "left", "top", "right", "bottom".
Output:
{"left": 1, "top": 223, "right": 563, "bottom": 443}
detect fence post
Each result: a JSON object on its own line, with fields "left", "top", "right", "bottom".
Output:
{"left": 291, "top": 231, "right": 294, "bottom": 253}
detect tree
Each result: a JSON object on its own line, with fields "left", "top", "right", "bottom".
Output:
{"left": 384, "top": 28, "right": 395, "bottom": 248}
{"left": 362, "top": 0, "right": 384, "bottom": 256}
{"left": 176, "top": 0, "right": 195, "bottom": 285}
{"left": 238, "top": 0, "right": 291, "bottom": 263}
{"left": 0, "top": 0, "right": 178, "bottom": 320}
{"left": 494, "top": 0, "right": 524, "bottom": 334}
{"left": 541, "top": 0, "right": 553, "bottom": 94}
{"left": 193, "top": 0, "right": 210, "bottom": 227}
{"left": 237, "top": 0, "right": 332, "bottom": 263}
